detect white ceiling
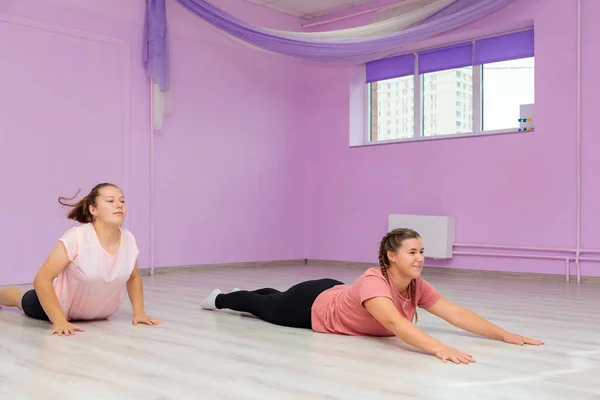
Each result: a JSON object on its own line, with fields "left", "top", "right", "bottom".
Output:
{"left": 246, "top": 0, "right": 378, "bottom": 20}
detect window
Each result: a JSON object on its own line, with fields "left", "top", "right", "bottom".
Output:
{"left": 483, "top": 57, "right": 535, "bottom": 131}
{"left": 366, "top": 29, "right": 535, "bottom": 143}
{"left": 423, "top": 67, "right": 473, "bottom": 137}
{"left": 369, "top": 76, "right": 415, "bottom": 141}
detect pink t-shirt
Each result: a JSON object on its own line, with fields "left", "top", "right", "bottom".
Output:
{"left": 311, "top": 267, "right": 441, "bottom": 336}
{"left": 52, "top": 223, "right": 139, "bottom": 321}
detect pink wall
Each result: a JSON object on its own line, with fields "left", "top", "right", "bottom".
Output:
{"left": 302, "top": 0, "right": 600, "bottom": 277}
{"left": 0, "top": 0, "right": 150, "bottom": 285}
{"left": 152, "top": 1, "right": 307, "bottom": 268}
{"left": 3, "top": 0, "right": 597, "bottom": 284}
{"left": 578, "top": 0, "right": 600, "bottom": 277}
{"left": 0, "top": 0, "right": 307, "bottom": 284}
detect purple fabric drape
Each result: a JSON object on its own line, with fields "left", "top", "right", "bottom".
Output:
{"left": 144, "top": 0, "right": 170, "bottom": 91}
{"left": 144, "top": 0, "right": 519, "bottom": 91}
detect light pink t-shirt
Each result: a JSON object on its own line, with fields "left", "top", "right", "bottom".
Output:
{"left": 52, "top": 223, "right": 139, "bottom": 321}
{"left": 311, "top": 267, "right": 441, "bottom": 336}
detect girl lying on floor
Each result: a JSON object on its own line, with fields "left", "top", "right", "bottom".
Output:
{"left": 201, "top": 228, "right": 543, "bottom": 364}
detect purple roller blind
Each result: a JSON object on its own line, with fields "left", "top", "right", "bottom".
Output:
{"left": 366, "top": 29, "right": 534, "bottom": 82}
{"left": 418, "top": 42, "right": 473, "bottom": 74}
{"left": 474, "top": 29, "right": 534, "bottom": 64}
{"left": 366, "top": 53, "right": 415, "bottom": 83}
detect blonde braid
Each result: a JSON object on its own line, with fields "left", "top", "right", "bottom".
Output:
{"left": 378, "top": 231, "right": 395, "bottom": 283}
{"left": 410, "top": 279, "right": 418, "bottom": 323}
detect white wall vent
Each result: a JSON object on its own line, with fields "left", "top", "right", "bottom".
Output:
{"left": 388, "top": 214, "right": 455, "bottom": 259}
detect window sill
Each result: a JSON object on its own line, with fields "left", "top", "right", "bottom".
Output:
{"left": 350, "top": 128, "right": 533, "bottom": 148}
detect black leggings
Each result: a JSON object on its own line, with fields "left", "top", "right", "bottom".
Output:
{"left": 21, "top": 289, "right": 50, "bottom": 321}
{"left": 215, "top": 278, "right": 344, "bottom": 329}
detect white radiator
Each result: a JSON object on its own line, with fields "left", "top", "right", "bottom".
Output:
{"left": 388, "top": 214, "right": 455, "bottom": 259}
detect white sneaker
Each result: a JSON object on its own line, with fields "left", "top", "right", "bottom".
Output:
{"left": 200, "top": 289, "right": 222, "bottom": 310}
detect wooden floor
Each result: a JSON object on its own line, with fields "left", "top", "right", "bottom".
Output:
{"left": 1, "top": 263, "right": 599, "bottom": 400}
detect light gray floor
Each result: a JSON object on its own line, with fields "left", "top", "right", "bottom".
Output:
{"left": 1, "top": 264, "right": 599, "bottom": 400}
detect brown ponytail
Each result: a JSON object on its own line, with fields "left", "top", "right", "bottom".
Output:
{"left": 377, "top": 228, "right": 421, "bottom": 323}
{"left": 58, "top": 183, "right": 118, "bottom": 223}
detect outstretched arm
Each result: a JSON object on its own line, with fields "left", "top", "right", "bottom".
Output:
{"left": 425, "top": 297, "right": 543, "bottom": 346}
{"left": 126, "top": 262, "right": 162, "bottom": 326}
{"left": 364, "top": 297, "right": 475, "bottom": 364}
{"left": 34, "top": 242, "right": 85, "bottom": 335}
